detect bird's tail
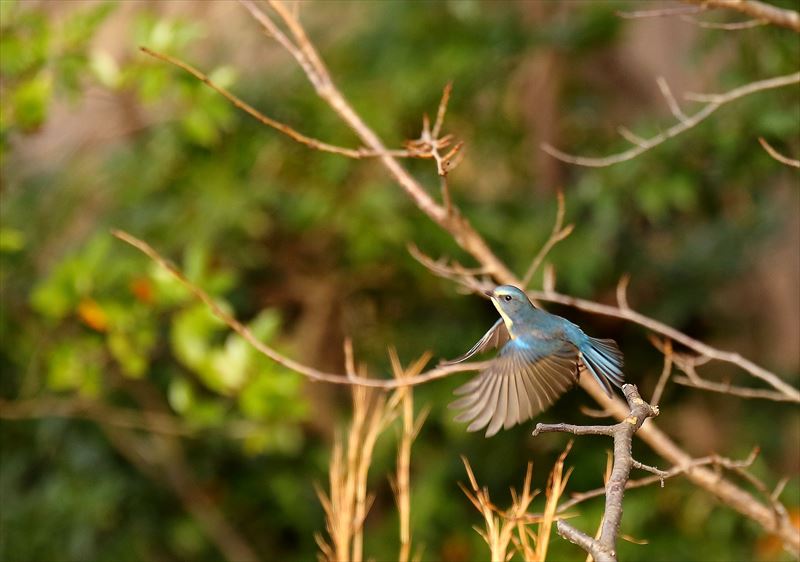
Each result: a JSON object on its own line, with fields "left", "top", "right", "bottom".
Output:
{"left": 580, "top": 337, "right": 624, "bottom": 397}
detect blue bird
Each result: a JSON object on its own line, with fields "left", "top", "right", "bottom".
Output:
{"left": 445, "top": 285, "right": 624, "bottom": 437}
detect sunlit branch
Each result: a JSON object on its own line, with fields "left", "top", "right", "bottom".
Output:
{"left": 759, "top": 137, "right": 800, "bottom": 168}
{"left": 683, "top": 0, "right": 800, "bottom": 32}
{"left": 542, "top": 72, "right": 800, "bottom": 167}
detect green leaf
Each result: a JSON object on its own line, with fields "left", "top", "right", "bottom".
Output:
{"left": 0, "top": 227, "right": 25, "bottom": 252}
{"left": 12, "top": 73, "right": 52, "bottom": 131}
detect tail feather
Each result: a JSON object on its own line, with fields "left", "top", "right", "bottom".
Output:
{"left": 580, "top": 337, "right": 624, "bottom": 396}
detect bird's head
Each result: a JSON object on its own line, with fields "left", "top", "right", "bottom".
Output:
{"left": 485, "top": 285, "right": 533, "bottom": 322}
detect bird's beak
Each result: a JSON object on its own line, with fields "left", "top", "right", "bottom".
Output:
{"left": 483, "top": 290, "right": 494, "bottom": 298}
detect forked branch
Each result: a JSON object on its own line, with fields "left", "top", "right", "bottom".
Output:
{"left": 532, "top": 384, "right": 659, "bottom": 562}
{"left": 541, "top": 72, "right": 800, "bottom": 167}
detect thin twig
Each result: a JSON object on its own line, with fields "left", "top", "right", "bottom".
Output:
{"left": 679, "top": 15, "right": 768, "bottom": 29}
{"left": 553, "top": 447, "right": 760, "bottom": 514}
{"left": 616, "top": 5, "right": 706, "bottom": 19}
{"left": 388, "top": 350, "right": 429, "bottom": 562}
{"left": 521, "top": 189, "right": 574, "bottom": 287}
{"left": 139, "top": 46, "right": 413, "bottom": 160}
{"left": 683, "top": 0, "right": 800, "bottom": 32}
{"left": 650, "top": 338, "right": 673, "bottom": 407}
{"left": 111, "top": 229, "right": 489, "bottom": 390}
{"left": 542, "top": 72, "right": 800, "bottom": 167}
{"left": 672, "top": 375, "right": 799, "bottom": 402}
{"left": 759, "top": 137, "right": 800, "bottom": 168}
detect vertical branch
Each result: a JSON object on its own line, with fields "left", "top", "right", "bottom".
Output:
{"left": 533, "top": 385, "right": 660, "bottom": 562}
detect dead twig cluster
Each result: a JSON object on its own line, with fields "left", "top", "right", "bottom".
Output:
{"left": 315, "top": 350, "right": 429, "bottom": 562}
{"left": 460, "top": 443, "right": 573, "bottom": 562}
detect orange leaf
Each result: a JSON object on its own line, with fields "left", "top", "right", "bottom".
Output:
{"left": 77, "top": 298, "right": 108, "bottom": 332}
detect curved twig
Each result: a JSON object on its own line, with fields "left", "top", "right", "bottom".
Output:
{"left": 541, "top": 72, "right": 800, "bottom": 168}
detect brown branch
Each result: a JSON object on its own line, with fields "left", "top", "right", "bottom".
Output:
{"left": 111, "top": 229, "right": 490, "bottom": 390}
{"left": 759, "top": 137, "right": 800, "bottom": 168}
{"left": 530, "top": 286, "right": 800, "bottom": 401}
{"left": 542, "top": 72, "right": 800, "bottom": 167}
{"left": 521, "top": 189, "right": 574, "bottom": 287}
{"left": 237, "top": 0, "right": 517, "bottom": 283}
{"left": 650, "top": 338, "right": 673, "bottom": 407}
{"left": 139, "top": 46, "right": 413, "bottom": 160}
{"left": 616, "top": 5, "right": 707, "bottom": 19}
{"left": 533, "top": 384, "right": 659, "bottom": 562}
{"left": 579, "top": 378, "right": 799, "bottom": 555}
{"left": 680, "top": 14, "right": 768, "bottom": 29}
{"left": 649, "top": 336, "right": 798, "bottom": 402}
{"left": 673, "top": 375, "right": 799, "bottom": 401}
{"left": 145, "top": 3, "right": 800, "bottom": 552}
{"left": 683, "top": 0, "right": 800, "bottom": 32}
{"left": 553, "top": 447, "right": 760, "bottom": 514}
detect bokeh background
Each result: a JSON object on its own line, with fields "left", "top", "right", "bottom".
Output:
{"left": 1, "top": 1, "right": 799, "bottom": 561}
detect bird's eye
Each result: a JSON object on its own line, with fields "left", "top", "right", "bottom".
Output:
{"left": 503, "top": 295, "right": 512, "bottom": 302}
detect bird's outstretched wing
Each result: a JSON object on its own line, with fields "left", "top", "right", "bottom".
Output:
{"left": 441, "top": 319, "right": 510, "bottom": 365}
{"left": 449, "top": 338, "right": 579, "bottom": 437}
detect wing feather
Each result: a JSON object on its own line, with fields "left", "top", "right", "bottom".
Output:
{"left": 452, "top": 338, "right": 579, "bottom": 436}
{"left": 442, "top": 319, "right": 510, "bottom": 365}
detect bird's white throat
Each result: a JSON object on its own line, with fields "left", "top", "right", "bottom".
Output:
{"left": 490, "top": 297, "right": 517, "bottom": 339}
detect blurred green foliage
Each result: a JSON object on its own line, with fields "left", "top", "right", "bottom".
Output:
{"left": 1, "top": 1, "right": 798, "bottom": 561}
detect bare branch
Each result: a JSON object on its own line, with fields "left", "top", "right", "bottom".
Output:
{"left": 139, "top": 46, "right": 413, "bottom": 160}
{"left": 578, "top": 378, "right": 799, "bottom": 555}
{"left": 683, "top": 0, "right": 800, "bottom": 32}
{"left": 657, "top": 76, "right": 689, "bottom": 123}
{"left": 683, "top": 71, "right": 800, "bottom": 102}
{"left": 542, "top": 72, "right": 800, "bottom": 167}
{"left": 533, "top": 385, "right": 660, "bottom": 562}
{"left": 531, "top": 287, "right": 800, "bottom": 401}
{"left": 235, "top": 0, "right": 517, "bottom": 282}
{"left": 521, "top": 189, "right": 574, "bottom": 287}
{"left": 680, "top": 15, "right": 768, "bottom": 29}
{"left": 616, "top": 126, "right": 648, "bottom": 147}
{"left": 759, "top": 137, "right": 800, "bottom": 168}
{"left": 673, "top": 375, "right": 799, "bottom": 401}
{"left": 112, "top": 229, "right": 493, "bottom": 390}
{"left": 616, "top": 5, "right": 706, "bottom": 19}
{"left": 553, "top": 447, "right": 761, "bottom": 513}
{"left": 650, "top": 338, "right": 673, "bottom": 407}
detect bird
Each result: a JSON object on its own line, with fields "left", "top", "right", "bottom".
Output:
{"left": 445, "top": 285, "right": 624, "bottom": 437}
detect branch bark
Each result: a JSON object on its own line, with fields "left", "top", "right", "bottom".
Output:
{"left": 684, "top": 0, "right": 800, "bottom": 32}
{"left": 533, "top": 385, "right": 659, "bottom": 562}
{"left": 541, "top": 72, "right": 800, "bottom": 167}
